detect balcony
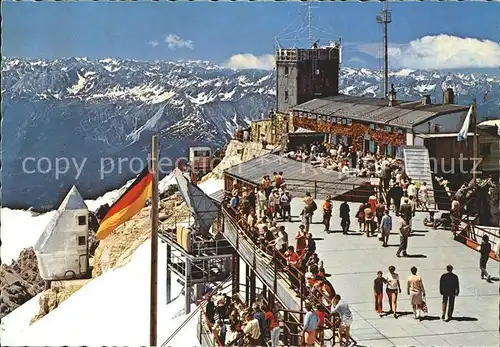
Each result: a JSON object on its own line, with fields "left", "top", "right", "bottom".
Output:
{"left": 222, "top": 207, "right": 301, "bottom": 312}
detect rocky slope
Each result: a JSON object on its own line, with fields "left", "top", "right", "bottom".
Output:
{"left": 92, "top": 194, "right": 190, "bottom": 277}
{"left": 0, "top": 248, "right": 44, "bottom": 319}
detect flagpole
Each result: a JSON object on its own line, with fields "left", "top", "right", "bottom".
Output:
{"left": 472, "top": 98, "right": 477, "bottom": 189}
{"left": 150, "top": 134, "right": 159, "bottom": 347}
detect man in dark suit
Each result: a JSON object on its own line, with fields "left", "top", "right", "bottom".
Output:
{"left": 439, "top": 265, "right": 460, "bottom": 321}
{"left": 388, "top": 183, "right": 403, "bottom": 216}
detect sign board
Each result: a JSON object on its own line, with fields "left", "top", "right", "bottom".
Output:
{"left": 370, "top": 177, "right": 380, "bottom": 186}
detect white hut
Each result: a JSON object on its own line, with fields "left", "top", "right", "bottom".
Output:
{"left": 34, "top": 186, "right": 89, "bottom": 281}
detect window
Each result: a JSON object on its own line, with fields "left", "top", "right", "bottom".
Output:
{"left": 342, "top": 118, "right": 348, "bottom": 126}
{"left": 284, "top": 66, "right": 289, "bottom": 76}
{"left": 78, "top": 216, "right": 86, "bottom": 226}
{"left": 194, "top": 150, "right": 210, "bottom": 157}
{"left": 369, "top": 123, "right": 375, "bottom": 130}
{"left": 331, "top": 117, "right": 337, "bottom": 124}
{"left": 386, "top": 126, "right": 392, "bottom": 133}
{"left": 284, "top": 90, "right": 289, "bottom": 102}
{"left": 396, "top": 146, "right": 404, "bottom": 159}
{"left": 396, "top": 128, "right": 404, "bottom": 134}
{"left": 347, "top": 119, "right": 352, "bottom": 125}
{"left": 331, "top": 135, "right": 337, "bottom": 145}
{"left": 369, "top": 140, "right": 376, "bottom": 153}
{"left": 78, "top": 236, "right": 86, "bottom": 246}
{"left": 480, "top": 143, "right": 492, "bottom": 156}
{"left": 387, "top": 144, "right": 393, "bottom": 157}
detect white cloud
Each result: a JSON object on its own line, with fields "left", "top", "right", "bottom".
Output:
{"left": 224, "top": 53, "right": 275, "bottom": 70}
{"left": 348, "top": 57, "right": 367, "bottom": 66}
{"left": 147, "top": 40, "right": 159, "bottom": 48}
{"left": 354, "top": 35, "right": 500, "bottom": 69}
{"left": 164, "top": 34, "right": 194, "bottom": 50}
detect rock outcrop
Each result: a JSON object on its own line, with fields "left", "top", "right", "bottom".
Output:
{"left": 203, "top": 140, "right": 271, "bottom": 181}
{"left": 30, "top": 281, "right": 87, "bottom": 325}
{"left": 92, "top": 194, "right": 190, "bottom": 277}
{"left": 0, "top": 248, "right": 44, "bottom": 319}
{"left": 92, "top": 195, "right": 189, "bottom": 278}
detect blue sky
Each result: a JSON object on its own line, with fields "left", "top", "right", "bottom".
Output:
{"left": 3, "top": 1, "right": 499, "bottom": 71}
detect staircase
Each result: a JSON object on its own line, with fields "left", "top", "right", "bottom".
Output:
{"left": 402, "top": 146, "right": 436, "bottom": 209}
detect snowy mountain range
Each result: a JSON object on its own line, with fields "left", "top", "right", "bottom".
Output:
{"left": 2, "top": 57, "right": 499, "bottom": 209}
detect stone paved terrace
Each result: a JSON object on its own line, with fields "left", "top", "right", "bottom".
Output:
{"left": 282, "top": 199, "right": 499, "bottom": 347}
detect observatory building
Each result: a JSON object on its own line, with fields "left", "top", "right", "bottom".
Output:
{"left": 276, "top": 44, "right": 341, "bottom": 114}
{"left": 34, "top": 186, "right": 90, "bottom": 281}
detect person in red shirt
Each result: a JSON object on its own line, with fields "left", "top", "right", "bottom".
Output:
{"left": 263, "top": 305, "right": 280, "bottom": 347}
{"left": 322, "top": 196, "right": 333, "bottom": 232}
{"left": 315, "top": 305, "right": 326, "bottom": 346}
{"left": 285, "top": 246, "right": 300, "bottom": 289}
{"left": 296, "top": 225, "right": 308, "bottom": 256}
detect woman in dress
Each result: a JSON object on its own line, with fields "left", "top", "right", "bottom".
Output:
{"left": 355, "top": 204, "right": 365, "bottom": 232}
{"left": 385, "top": 265, "right": 402, "bottom": 318}
{"left": 407, "top": 266, "right": 426, "bottom": 320}
{"left": 296, "top": 224, "right": 308, "bottom": 257}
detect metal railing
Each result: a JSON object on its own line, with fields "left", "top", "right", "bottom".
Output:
{"left": 278, "top": 178, "right": 375, "bottom": 202}
{"left": 452, "top": 215, "right": 499, "bottom": 261}
{"left": 161, "top": 277, "right": 231, "bottom": 347}
{"left": 221, "top": 204, "right": 358, "bottom": 347}
{"left": 159, "top": 225, "right": 234, "bottom": 257}
{"left": 222, "top": 206, "right": 301, "bottom": 312}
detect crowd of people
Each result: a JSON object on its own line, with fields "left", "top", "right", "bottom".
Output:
{"left": 205, "top": 292, "right": 281, "bottom": 347}
{"left": 224, "top": 171, "right": 359, "bottom": 346}
{"left": 218, "top": 146, "right": 498, "bottom": 346}
{"left": 285, "top": 142, "right": 407, "bottom": 183}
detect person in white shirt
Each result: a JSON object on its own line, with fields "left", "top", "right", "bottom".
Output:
{"left": 407, "top": 181, "right": 417, "bottom": 200}
{"left": 268, "top": 191, "right": 278, "bottom": 219}
{"left": 420, "top": 182, "right": 429, "bottom": 207}
{"left": 269, "top": 229, "right": 287, "bottom": 253}
{"left": 331, "top": 295, "right": 353, "bottom": 347}
{"left": 341, "top": 163, "right": 350, "bottom": 176}
{"left": 395, "top": 171, "right": 402, "bottom": 185}
{"left": 243, "top": 313, "right": 261, "bottom": 345}
{"left": 257, "top": 187, "right": 267, "bottom": 218}
{"left": 225, "top": 323, "right": 239, "bottom": 345}
{"left": 381, "top": 158, "right": 390, "bottom": 171}
{"left": 385, "top": 265, "right": 402, "bottom": 318}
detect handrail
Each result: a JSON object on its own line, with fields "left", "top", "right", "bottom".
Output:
{"left": 160, "top": 276, "right": 232, "bottom": 347}
{"left": 199, "top": 306, "right": 224, "bottom": 347}
{"left": 452, "top": 215, "right": 499, "bottom": 261}
{"left": 222, "top": 205, "right": 335, "bottom": 314}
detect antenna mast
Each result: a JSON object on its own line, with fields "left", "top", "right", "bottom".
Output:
{"left": 308, "top": 2, "right": 313, "bottom": 47}
{"left": 376, "top": 2, "right": 392, "bottom": 98}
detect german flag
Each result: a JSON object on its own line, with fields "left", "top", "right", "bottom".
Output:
{"left": 96, "top": 167, "right": 153, "bottom": 240}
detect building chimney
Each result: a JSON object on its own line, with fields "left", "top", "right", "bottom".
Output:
{"left": 421, "top": 94, "right": 431, "bottom": 105}
{"left": 443, "top": 88, "right": 454, "bottom": 104}
{"left": 388, "top": 83, "right": 397, "bottom": 106}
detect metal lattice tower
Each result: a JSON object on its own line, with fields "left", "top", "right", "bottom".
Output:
{"left": 376, "top": 2, "right": 392, "bottom": 98}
